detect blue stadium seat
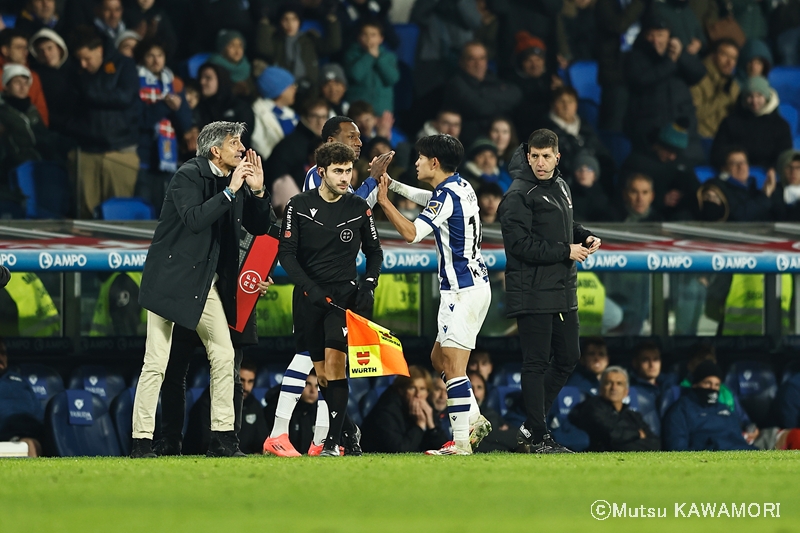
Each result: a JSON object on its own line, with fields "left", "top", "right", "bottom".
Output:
{"left": 546, "top": 386, "right": 589, "bottom": 452}
{"left": 255, "top": 365, "right": 286, "bottom": 389}
{"left": 68, "top": 365, "right": 126, "bottom": 403}
{"left": 769, "top": 67, "right": 800, "bottom": 110}
{"left": 750, "top": 166, "right": 768, "bottom": 189}
{"left": 300, "top": 19, "right": 324, "bottom": 35}
{"left": 392, "top": 23, "right": 420, "bottom": 68}
{"left": 49, "top": 390, "right": 122, "bottom": 457}
{"left": 2, "top": 14, "right": 17, "bottom": 28}
{"left": 694, "top": 165, "right": 716, "bottom": 183}
{"left": 568, "top": 61, "right": 601, "bottom": 105}
{"left": 372, "top": 375, "right": 396, "bottom": 389}
{"left": 347, "top": 395, "right": 363, "bottom": 427}
{"left": 578, "top": 99, "right": 599, "bottom": 130}
{"left": 487, "top": 385, "right": 522, "bottom": 418}
{"left": 659, "top": 385, "right": 683, "bottom": 417}
{"left": 782, "top": 360, "right": 800, "bottom": 384}
{"left": 599, "top": 130, "right": 632, "bottom": 172}
{"left": 628, "top": 385, "right": 660, "bottom": 436}
{"left": 492, "top": 362, "right": 522, "bottom": 388}
{"left": 184, "top": 387, "right": 207, "bottom": 435}
{"left": 110, "top": 388, "right": 163, "bottom": 456}
{"left": 10, "top": 161, "right": 71, "bottom": 219}
{"left": 701, "top": 137, "right": 714, "bottom": 164}
{"left": 187, "top": 52, "right": 211, "bottom": 79}
{"left": 779, "top": 103, "right": 799, "bottom": 135}
{"left": 724, "top": 361, "right": 777, "bottom": 426}
{"left": 96, "top": 197, "right": 155, "bottom": 220}
{"left": 10, "top": 364, "right": 64, "bottom": 411}
{"left": 190, "top": 366, "right": 210, "bottom": 389}
{"left": 359, "top": 386, "right": 387, "bottom": 418}
{"left": 795, "top": 136, "right": 800, "bottom": 150}
{"left": 349, "top": 377, "right": 371, "bottom": 403}
{"left": 249, "top": 387, "right": 268, "bottom": 408}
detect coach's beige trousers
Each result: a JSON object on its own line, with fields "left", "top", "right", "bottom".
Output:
{"left": 132, "top": 285, "right": 235, "bottom": 439}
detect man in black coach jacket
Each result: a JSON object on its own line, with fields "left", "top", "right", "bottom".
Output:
{"left": 498, "top": 128, "right": 601, "bottom": 454}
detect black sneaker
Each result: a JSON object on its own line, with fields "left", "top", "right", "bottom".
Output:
{"left": 131, "top": 438, "right": 157, "bottom": 458}
{"left": 320, "top": 439, "right": 342, "bottom": 457}
{"left": 206, "top": 431, "right": 246, "bottom": 457}
{"left": 153, "top": 437, "right": 182, "bottom": 456}
{"left": 342, "top": 424, "right": 363, "bottom": 456}
{"left": 541, "top": 434, "right": 575, "bottom": 454}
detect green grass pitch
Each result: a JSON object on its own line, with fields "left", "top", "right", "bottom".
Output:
{"left": 1, "top": 451, "right": 798, "bottom": 533}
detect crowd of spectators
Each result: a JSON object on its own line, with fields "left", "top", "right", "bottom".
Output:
{"left": 0, "top": 0, "right": 798, "bottom": 221}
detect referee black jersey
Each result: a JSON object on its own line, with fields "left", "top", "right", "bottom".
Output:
{"left": 278, "top": 189, "right": 383, "bottom": 292}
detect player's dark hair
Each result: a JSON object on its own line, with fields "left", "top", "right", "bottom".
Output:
{"left": 322, "top": 116, "right": 355, "bottom": 141}
{"left": 415, "top": 134, "right": 464, "bottom": 173}
{"left": 71, "top": 25, "right": 104, "bottom": 51}
{"left": 315, "top": 141, "right": 356, "bottom": 169}
{"left": 527, "top": 129, "right": 559, "bottom": 153}
{"left": 240, "top": 359, "right": 258, "bottom": 374}
{"left": 633, "top": 340, "right": 661, "bottom": 360}
{"left": 580, "top": 336, "right": 607, "bottom": 355}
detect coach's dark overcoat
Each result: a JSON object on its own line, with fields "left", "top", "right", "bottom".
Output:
{"left": 139, "top": 156, "right": 274, "bottom": 331}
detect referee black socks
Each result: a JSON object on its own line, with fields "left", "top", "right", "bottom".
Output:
{"left": 323, "top": 379, "right": 349, "bottom": 447}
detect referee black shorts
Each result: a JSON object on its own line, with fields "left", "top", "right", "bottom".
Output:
{"left": 292, "top": 281, "right": 358, "bottom": 362}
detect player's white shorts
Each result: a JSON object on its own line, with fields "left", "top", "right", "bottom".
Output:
{"left": 436, "top": 284, "right": 492, "bottom": 350}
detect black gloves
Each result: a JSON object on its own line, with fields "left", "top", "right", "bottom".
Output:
{"left": 355, "top": 278, "right": 377, "bottom": 317}
{"left": 307, "top": 286, "right": 332, "bottom": 310}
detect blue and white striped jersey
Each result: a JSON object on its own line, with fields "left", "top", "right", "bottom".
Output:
{"left": 412, "top": 173, "right": 489, "bottom": 291}
{"left": 303, "top": 165, "right": 380, "bottom": 207}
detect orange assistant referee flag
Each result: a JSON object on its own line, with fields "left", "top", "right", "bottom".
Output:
{"left": 346, "top": 309, "right": 410, "bottom": 378}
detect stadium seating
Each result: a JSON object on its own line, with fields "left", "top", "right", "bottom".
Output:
{"left": 492, "top": 362, "right": 522, "bottom": 388}
{"left": 185, "top": 387, "right": 207, "bottom": 434}
{"left": 599, "top": 130, "right": 632, "bottom": 174}
{"left": 694, "top": 165, "right": 716, "bottom": 183}
{"left": 750, "top": 166, "right": 768, "bottom": 189}
{"left": 372, "top": 375, "right": 396, "bottom": 389}
{"left": 190, "top": 365, "right": 210, "bottom": 389}
{"left": 578, "top": 99, "right": 599, "bottom": 130}
{"left": 624, "top": 387, "right": 640, "bottom": 411}
{"left": 68, "top": 365, "right": 126, "bottom": 402}
{"left": 349, "top": 377, "right": 372, "bottom": 403}
{"left": 48, "top": 390, "right": 122, "bottom": 457}
{"left": 724, "top": 361, "right": 777, "bottom": 427}
{"left": 392, "top": 23, "right": 420, "bottom": 68}
{"left": 10, "top": 161, "right": 71, "bottom": 219}
{"left": 249, "top": 387, "right": 268, "bottom": 408}
{"left": 568, "top": 61, "right": 601, "bottom": 105}
{"left": 300, "top": 19, "right": 324, "bottom": 35}
{"left": 2, "top": 14, "right": 16, "bottom": 28}
{"left": 769, "top": 67, "right": 800, "bottom": 110}
{"left": 96, "top": 197, "right": 155, "bottom": 220}
{"left": 348, "top": 395, "right": 363, "bottom": 427}
{"left": 110, "top": 388, "right": 163, "bottom": 456}
{"left": 782, "top": 359, "right": 800, "bottom": 383}
{"left": 11, "top": 364, "right": 65, "bottom": 411}
{"left": 359, "top": 386, "right": 388, "bottom": 418}
{"left": 546, "top": 386, "right": 589, "bottom": 452}
{"left": 779, "top": 103, "right": 799, "bottom": 135}
{"left": 187, "top": 52, "right": 211, "bottom": 79}
{"left": 255, "top": 366, "right": 285, "bottom": 390}
{"left": 659, "top": 385, "right": 683, "bottom": 417}
{"left": 628, "top": 384, "right": 661, "bottom": 436}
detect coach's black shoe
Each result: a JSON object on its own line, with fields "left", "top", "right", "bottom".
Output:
{"left": 153, "top": 437, "right": 182, "bottom": 456}
{"left": 206, "top": 431, "right": 246, "bottom": 457}
{"left": 516, "top": 426, "right": 574, "bottom": 454}
{"left": 342, "top": 425, "right": 363, "bottom": 456}
{"left": 130, "top": 438, "right": 157, "bottom": 458}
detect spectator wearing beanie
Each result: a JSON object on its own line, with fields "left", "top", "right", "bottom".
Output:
{"left": 114, "top": 29, "right": 141, "bottom": 59}
{"left": 735, "top": 39, "right": 772, "bottom": 86}
{"left": 255, "top": 2, "right": 342, "bottom": 100}
{"left": 460, "top": 137, "right": 512, "bottom": 192}
{"left": 509, "top": 31, "right": 560, "bottom": 139}
{"left": 29, "top": 28, "right": 73, "bottom": 135}
{"left": 570, "top": 152, "right": 613, "bottom": 223}
{"left": 209, "top": 29, "right": 252, "bottom": 95}
{"left": 251, "top": 66, "right": 298, "bottom": 160}
{"left": 663, "top": 360, "right": 755, "bottom": 451}
{"left": 320, "top": 63, "right": 349, "bottom": 117}
{"left": 711, "top": 76, "right": 793, "bottom": 170}
{"left": 619, "top": 119, "right": 700, "bottom": 221}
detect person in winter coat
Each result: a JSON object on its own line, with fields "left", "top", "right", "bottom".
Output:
{"left": 508, "top": 32, "right": 561, "bottom": 139}
{"left": 623, "top": 13, "right": 705, "bottom": 157}
{"left": 662, "top": 360, "right": 755, "bottom": 451}
{"left": 700, "top": 146, "right": 775, "bottom": 221}
{"left": 690, "top": 38, "right": 740, "bottom": 139}
{"left": 343, "top": 19, "right": 399, "bottom": 115}
{"left": 711, "top": 76, "right": 793, "bottom": 169}
{"left": 569, "top": 152, "right": 613, "bottom": 223}
{"left": 361, "top": 366, "right": 450, "bottom": 453}
{"left": 132, "top": 122, "right": 274, "bottom": 459}
{"left": 570, "top": 366, "right": 661, "bottom": 451}
{"left": 28, "top": 29, "right": 74, "bottom": 136}
{"left": 195, "top": 63, "right": 255, "bottom": 148}
{"left": 498, "top": 128, "right": 600, "bottom": 453}
{"left": 735, "top": 38, "right": 772, "bottom": 86}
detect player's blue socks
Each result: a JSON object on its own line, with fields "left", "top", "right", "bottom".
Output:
{"left": 446, "top": 377, "right": 472, "bottom": 445}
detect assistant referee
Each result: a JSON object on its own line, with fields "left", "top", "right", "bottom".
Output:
{"left": 278, "top": 142, "right": 383, "bottom": 456}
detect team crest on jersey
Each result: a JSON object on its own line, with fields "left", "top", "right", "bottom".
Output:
{"left": 423, "top": 200, "right": 443, "bottom": 217}
{"left": 284, "top": 231, "right": 291, "bottom": 238}
{"left": 340, "top": 229, "right": 353, "bottom": 242}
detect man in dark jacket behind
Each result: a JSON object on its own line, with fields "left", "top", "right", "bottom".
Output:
{"left": 498, "top": 128, "right": 600, "bottom": 453}
{"left": 570, "top": 366, "right": 660, "bottom": 451}
{"left": 132, "top": 121, "right": 274, "bottom": 459}
{"left": 662, "top": 360, "right": 755, "bottom": 451}
{"left": 67, "top": 26, "right": 141, "bottom": 218}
